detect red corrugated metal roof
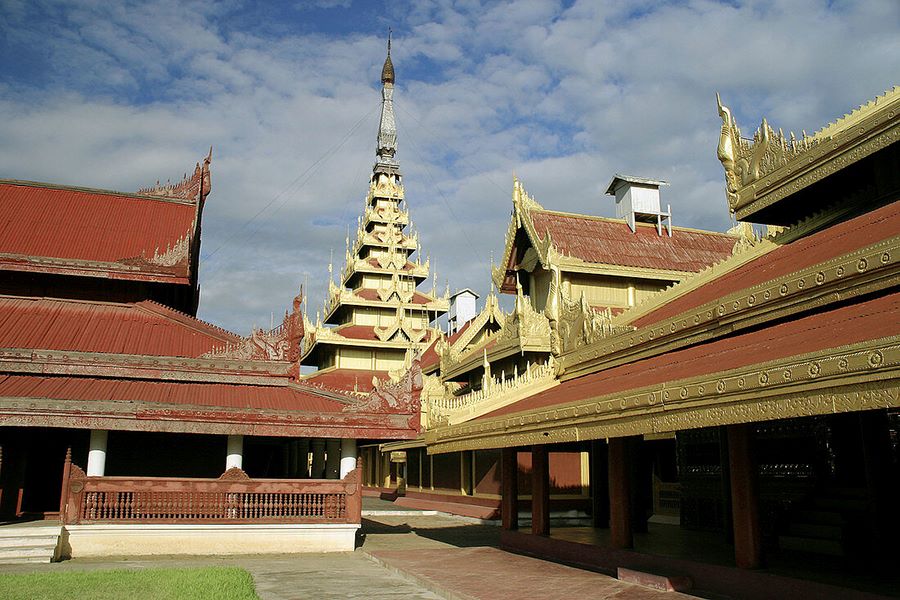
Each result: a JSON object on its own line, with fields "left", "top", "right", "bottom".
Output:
{"left": 484, "top": 290, "right": 900, "bottom": 419}
{"left": 0, "top": 181, "right": 198, "bottom": 282}
{"left": 0, "top": 374, "right": 345, "bottom": 412}
{"left": 365, "top": 258, "right": 418, "bottom": 272}
{"left": 419, "top": 335, "right": 444, "bottom": 371}
{"left": 303, "top": 368, "right": 388, "bottom": 393}
{"left": 530, "top": 211, "right": 737, "bottom": 272}
{"left": 334, "top": 324, "right": 381, "bottom": 341}
{"left": 0, "top": 295, "right": 238, "bottom": 357}
{"left": 633, "top": 201, "right": 900, "bottom": 328}
{"left": 354, "top": 288, "right": 433, "bottom": 305}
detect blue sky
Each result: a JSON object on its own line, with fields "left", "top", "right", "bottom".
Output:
{"left": 1, "top": 0, "right": 897, "bottom": 332}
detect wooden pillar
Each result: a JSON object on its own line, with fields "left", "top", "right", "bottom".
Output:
{"left": 531, "top": 445, "right": 550, "bottom": 536}
{"left": 311, "top": 439, "right": 326, "bottom": 479}
{"left": 325, "top": 439, "right": 341, "bottom": 479}
{"left": 727, "top": 424, "right": 762, "bottom": 569}
{"left": 501, "top": 447, "right": 519, "bottom": 531}
{"left": 590, "top": 439, "right": 609, "bottom": 528}
{"left": 608, "top": 436, "right": 633, "bottom": 549}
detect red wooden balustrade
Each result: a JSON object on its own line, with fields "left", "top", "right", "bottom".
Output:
{"left": 59, "top": 463, "right": 362, "bottom": 526}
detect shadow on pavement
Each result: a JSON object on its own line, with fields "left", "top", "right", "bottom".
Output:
{"left": 358, "top": 517, "right": 501, "bottom": 550}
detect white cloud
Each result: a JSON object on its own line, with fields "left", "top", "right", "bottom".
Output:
{"left": 0, "top": 0, "right": 896, "bottom": 334}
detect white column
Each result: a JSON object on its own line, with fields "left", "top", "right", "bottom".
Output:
{"left": 340, "top": 439, "right": 358, "bottom": 479}
{"left": 86, "top": 429, "right": 108, "bottom": 476}
{"left": 226, "top": 434, "right": 243, "bottom": 470}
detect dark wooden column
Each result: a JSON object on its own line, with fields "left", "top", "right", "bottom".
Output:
{"left": 501, "top": 447, "right": 519, "bottom": 531}
{"left": 727, "top": 423, "right": 762, "bottom": 569}
{"left": 531, "top": 445, "right": 550, "bottom": 536}
{"left": 608, "top": 436, "right": 633, "bottom": 549}
{"left": 590, "top": 439, "right": 609, "bottom": 528}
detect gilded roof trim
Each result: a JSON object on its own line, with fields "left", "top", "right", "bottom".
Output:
{"left": 717, "top": 87, "right": 900, "bottom": 221}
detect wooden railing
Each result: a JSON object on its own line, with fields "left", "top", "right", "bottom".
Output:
{"left": 60, "top": 455, "right": 361, "bottom": 526}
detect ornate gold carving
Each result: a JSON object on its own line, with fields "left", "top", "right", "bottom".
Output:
{"left": 428, "top": 359, "right": 558, "bottom": 427}
{"left": 717, "top": 87, "right": 900, "bottom": 219}
{"left": 138, "top": 147, "right": 212, "bottom": 204}
{"left": 426, "top": 339, "right": 900, "bottom": 454}
{"left": 205, "top": 288, "right": 304, "bottom": 366}
{"left": 567, "top": 234, "right": 900, "bottom": 379}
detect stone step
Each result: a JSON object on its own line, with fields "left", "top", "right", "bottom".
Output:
{"left": 0, "top": 555, "right": 55, "bottom": 564}
{"left": 0, "top": 545, "right": 56, "bottom": 559}
{"left": 0, "top": 526, "right": 61, "bottom": 563}
{"left": 779, "top": 535, "right": 844, "bottom": 556}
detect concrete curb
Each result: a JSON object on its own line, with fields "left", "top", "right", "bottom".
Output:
{"left": 362, "top": 510, "right": 440, "bottom": 516}
{"left": 360, "top": 550, "right": 477, "bottom": 600}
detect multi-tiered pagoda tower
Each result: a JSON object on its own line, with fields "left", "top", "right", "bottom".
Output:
{"left": 301, "top": 40, "right": 449, "bottom": 386}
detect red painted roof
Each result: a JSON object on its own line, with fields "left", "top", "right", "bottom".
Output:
{"left": 0, "top": 373, "right": 345, "bottom": 412}
{"left": 0, "top": 181, "right": 198, "bottom": 283}
{"left": 303, "top": 368, "right": 388, "bottom": 393}
{"left": 530, "top": 211, "right": 736, "bottom": 272}
{"left": 365, "top": 258, "right": 418, "bottom": 272}
{"left": 420, "top": 335, "right": 444, "bottom": 371}
{"left": 334, "top": 324, "right": 381, "bottom": 341}
{"left": 0, "top": 295, "right": 238, "bottom": 357}
{"left": 633, "top": 201, "right": 900, "bottom": 328}
{"left": 485, "top": 290, "right": 900, "bottom": 419}
{"left": 332, "top": 324, "right": 432, "bottom": 342}
{"left": 354, "top": 288, "right": 434, "bottom": 305}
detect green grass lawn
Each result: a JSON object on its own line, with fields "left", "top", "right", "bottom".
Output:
{"left": 0, "top": 566, "right": 260, "bottom": 600}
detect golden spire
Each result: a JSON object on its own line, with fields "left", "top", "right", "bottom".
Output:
{"left": 381, "top": 29, "right": 394, "bottom": 85}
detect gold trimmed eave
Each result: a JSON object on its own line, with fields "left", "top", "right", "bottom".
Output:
{"left": 717, "top": 87, "right": 899, "bottom": 223}
{"left": 563, "top": 230, "right": 900, "bottom": 380}
{"left": 426, "top": 337, "right": 900, "bottom": 454}
{"left": 0, "top": 347, "right": 295, "bottom": 385}
{"left": 0, "top": 396, "right": 419, "bottom": 439}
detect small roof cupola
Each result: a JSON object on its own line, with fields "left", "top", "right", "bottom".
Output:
{"left": 448, "top": 288, "right": 479, "bottom": 334}
{"left": 605, "top": 174, "right": 672, "bottom": 236}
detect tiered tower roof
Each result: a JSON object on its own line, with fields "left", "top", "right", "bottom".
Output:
{"left": 301, "top": 39, "right": 449, "bottom": 379}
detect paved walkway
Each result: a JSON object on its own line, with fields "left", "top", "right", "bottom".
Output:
{"left": 0, "top": 514, "right": 688, "bottom": 599}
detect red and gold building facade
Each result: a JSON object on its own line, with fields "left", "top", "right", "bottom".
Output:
{"left": 424, "top": 88, "right": 900, "bottom": 598}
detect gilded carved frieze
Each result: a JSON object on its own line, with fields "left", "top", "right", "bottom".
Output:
{"left": 565, "top": 234, "right": 900, "bottom": 379}
{"left": 716, "top": 87, "right": 899, "bottom": 219}
{"left": 204, "top": 288, "right": 304, "bottom": 366}
{"left": 426, "top": 338, "right": 900, "bottom": 454}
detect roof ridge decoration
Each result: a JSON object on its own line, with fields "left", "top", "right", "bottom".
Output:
{"left": 375, "top": 33, "right": 398, "bottom": 171}
{"left": 716, "top": 88, "right": 900, "bottom": 220}
{"left": 146, "top": 230, "right": 192, "bottom": 267}
{"left": 811, "top": 86, "right": 899, "bottom": 141}
{"left": 439, "top": 292, "right": 505, "bottom": 364}
{"left": 717, "top": 93, "right": 816, "bottom": 211}
{"left": 344, "top": 352, "right": 423, "bottom": 430}
{"left": 493, "top": 177, "right": 551, "bottom": 291}
{"left": 138, "top": 147, "right": 213, "bottom": 204}
{"left": 136, "top": 299, "right": 241, "bottom": 340}
{"left": 203, "top": 288, "right": 305, "bottom": 374}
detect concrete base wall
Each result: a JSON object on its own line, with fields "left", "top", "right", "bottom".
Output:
{"left": 62, "top": 523, "right": 360, "bottom": 558}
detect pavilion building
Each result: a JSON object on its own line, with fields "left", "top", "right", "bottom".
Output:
{"left": 0, "top": 149, "right": 423, "bottom": 559}
{"left": 424, "top": 87, "right": 900, "bottom": 598}
{"left": 373, "top": 174, "right": 740, "bottom": 517}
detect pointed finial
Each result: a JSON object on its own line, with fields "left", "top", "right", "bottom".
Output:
{"left": 381, "top": 29, "right": 395, "bottom": 84}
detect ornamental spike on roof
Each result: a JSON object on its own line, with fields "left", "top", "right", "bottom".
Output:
{"left": 375, "top": 32, "right": 398, "bottom": 171}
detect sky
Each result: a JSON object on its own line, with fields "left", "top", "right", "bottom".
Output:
{"left": 1, "top": 0, "right": 897, "bottom": 334}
